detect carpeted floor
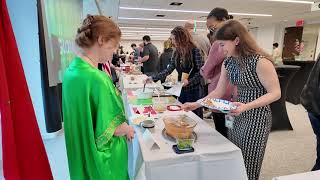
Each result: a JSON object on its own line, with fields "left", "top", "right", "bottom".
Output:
{"left": 260, "top": 103, "right": 316, "bottom": 180}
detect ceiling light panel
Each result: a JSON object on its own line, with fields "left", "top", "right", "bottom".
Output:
{"left": 119, "top": 6, "right": 272, "bottom": 17}
{"left": 264, "top": 0, "right": 314, "bottom": 4}
{"left": 118, "top": 17, "right": 206, "bottom": 23}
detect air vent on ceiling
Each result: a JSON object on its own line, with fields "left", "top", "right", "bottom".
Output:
{"left": 239, "top": 18, "right": 253, "bottom": 21}
{"left": 156, "top": 14, "right": 166, "bottom": 17}
{"left": 170, "top": 2, "right": 183, "bottom": 6}
{"left": 239, "top": 18, "right": 253, "bottom": 25}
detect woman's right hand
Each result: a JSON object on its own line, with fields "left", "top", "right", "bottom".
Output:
{"left": 181, "top": 102, "right": 202, "bottom": 111}
{"left": 114, "top": 122, "right": 135, "bottom": 140}
{"left": 125, "top": 125, "right": 135, "bottom": 141}
{"left": 144, "top": 76, "right": 153, "bottom": 84}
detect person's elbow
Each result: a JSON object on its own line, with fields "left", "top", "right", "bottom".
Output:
{"left": 144, "top": 55, "right": 150, "bottom": 61}
{"left": 200, "top": 68, "right": 205, "bottom": 77}
{"left": 273, "top": 89, "right": 281, "bottom": 101}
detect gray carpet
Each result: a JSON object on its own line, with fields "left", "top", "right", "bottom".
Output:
{"left": 260, "top": 103, "right": 316, "bottom": 180}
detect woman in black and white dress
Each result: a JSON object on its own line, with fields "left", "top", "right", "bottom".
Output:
{"left": 182, "top": 20, "right": 281, "bottom": 180}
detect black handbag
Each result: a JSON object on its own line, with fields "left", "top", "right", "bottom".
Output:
{"left": 300, "top": 54, "right": 320, "bottom": 116}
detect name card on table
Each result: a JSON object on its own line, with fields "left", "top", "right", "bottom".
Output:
{"left": 142, "top": 129, "right": 160, "bottom": 150}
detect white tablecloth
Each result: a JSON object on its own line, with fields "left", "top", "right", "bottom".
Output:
{"left": 122, "top": 93, "right": 248, "bottom": 180}
{"left": 273, "top": 171, "right": 320, "bottom": 180}
{"left": 119, "top": 74, "right": 163, "bottom": 90}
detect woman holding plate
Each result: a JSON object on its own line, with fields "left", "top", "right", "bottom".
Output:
{"left": 182, "top": 20, "right": 281, "bottom": 180}
{"left": 146, "top": 26, "right": 204, "bottom": 118}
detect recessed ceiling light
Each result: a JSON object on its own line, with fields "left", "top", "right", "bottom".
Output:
{"left": 265, "top": 0, "right": 314, "bottom": 4}
{"left": 119, "top": 7, "right": 272, "bottom": 17}
{"left": 169, "top": 2, "right": 183, "bottom": 6}
{"left": 284, "top": 20, "right": 288, "bottom": 21}
{"left": 118, "top": 17, "right": 206, "bottom": 23}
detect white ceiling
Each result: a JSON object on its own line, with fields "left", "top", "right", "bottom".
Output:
{"left": 114, "top": 0, "right": 320, "bottom": 40}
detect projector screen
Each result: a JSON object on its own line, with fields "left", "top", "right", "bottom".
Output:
{"left": 41, "top": 0, "right": 119, "bottom": 87}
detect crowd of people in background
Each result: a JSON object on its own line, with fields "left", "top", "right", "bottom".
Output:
{"left": 61, "top": 5, "right": 320, "bottom": 180}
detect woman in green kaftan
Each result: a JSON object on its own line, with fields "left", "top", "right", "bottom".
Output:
{"left": 62, "top": 15, "right": 134, "bottom": 180}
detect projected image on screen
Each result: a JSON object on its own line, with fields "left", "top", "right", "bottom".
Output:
{"left": 42, "top": 0, "right": 119, "bottom": 86}
{"left": 42, "top": 0, "right": 83, "bottom": 86}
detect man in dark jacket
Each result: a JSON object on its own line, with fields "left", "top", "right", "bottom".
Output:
{"left": 301, "top": 53, "right": 320, "bottom": 171}
{"left": 159, "top": 39, "right": 174, "bottom": 82}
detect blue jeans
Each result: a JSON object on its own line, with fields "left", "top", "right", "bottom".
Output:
{"left": 308, "top": 112, "right": 320, "bottom": 171}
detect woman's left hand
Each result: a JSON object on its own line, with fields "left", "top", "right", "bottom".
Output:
{"left": 229, "top": 102, "right": 250, "bottom": 116}
{"left": 182, "top": 79, "right": 189, "bottom": 87}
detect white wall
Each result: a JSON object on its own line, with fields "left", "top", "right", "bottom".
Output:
{"left": 301, "top": 25, "right": 319, "bottom": 60}
{"left": 7, "top": 0, "right": 49, "bottom": 138}
{"left": 274, "top": 24, "right": 286, "bottom": 52}
{"left": 256, "top": 24, "right": 276, "bottom": 54}
{"left": 120, "top": 40, "right": 165, "bottom": 54}
{"left": 249, "top": 28, "right": 259, "bottom": 40}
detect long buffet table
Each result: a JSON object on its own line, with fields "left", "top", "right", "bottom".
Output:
{"left": 119, "top": 73, "right": 248, "bottom": 180}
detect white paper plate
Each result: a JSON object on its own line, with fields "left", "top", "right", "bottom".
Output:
{"left": 199, "top": 98, "right": 237, "bottom": 113}
{"left": 162, "top": 82, "right": 175, "bottom": 87}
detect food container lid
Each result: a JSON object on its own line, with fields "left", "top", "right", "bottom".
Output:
{"left": 163, "top": 114, "right": 197, "bottom": 128}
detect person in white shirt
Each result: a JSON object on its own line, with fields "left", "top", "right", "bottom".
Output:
{"left": 272, "top": 43, "right": 282, "bottom": 65}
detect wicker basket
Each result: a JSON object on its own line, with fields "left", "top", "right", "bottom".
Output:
{"left": 163, "top": 115, "right": 197, "bottom": 139}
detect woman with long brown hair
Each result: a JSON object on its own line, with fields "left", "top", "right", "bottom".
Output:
{"left": 63, "top": 15, "right": 134, "bottom": 180}
{"left": 146, "top": 26, "right": 204, "bottom": 118}
{"left": 182, "top": 20, "right": 281, "bottom": 180}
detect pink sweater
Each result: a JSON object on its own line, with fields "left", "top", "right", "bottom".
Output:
{"left": 200, "top": 42, "right": 236, "bottom": 101}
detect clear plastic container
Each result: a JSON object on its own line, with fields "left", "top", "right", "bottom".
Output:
{"left": 176, "top": 137, "right": 195, "bottom": 150}
{"left": 153, "top": 98, "right": 167, "bottom": 113}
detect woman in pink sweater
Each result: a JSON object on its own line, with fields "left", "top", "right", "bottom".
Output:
{"left": 201, "top": 8, "right": 236, "bottom": 137}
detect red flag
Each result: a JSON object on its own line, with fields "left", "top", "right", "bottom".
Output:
{"left": 0, "top": 0, "right": 53, "bottom": 179}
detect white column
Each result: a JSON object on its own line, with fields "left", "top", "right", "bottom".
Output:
{"left": 316, "top": 28, "right": 320, "bottom": 60}
{"left": 256, "top": 24, "right": 276, "bottom": 54}
{"left": 274, "top": 24, "right": 286, "bottom": 52}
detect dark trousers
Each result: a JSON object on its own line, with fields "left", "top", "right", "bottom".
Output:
{"left": 308, "top": 112, "right": 320, "bottom": 171}
{"left": 179, "top": 87, "right": 203, "bottom": 119}
{"left": 212, "top": 112, "right": 228, "bottom": 138}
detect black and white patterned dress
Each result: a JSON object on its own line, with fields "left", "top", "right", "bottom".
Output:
{"left": 224, "top": 54, "right": 272, "bottom": 180}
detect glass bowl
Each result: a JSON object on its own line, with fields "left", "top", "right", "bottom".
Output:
{"left": 176, "top": 137, "right": 195, "bottom": 150}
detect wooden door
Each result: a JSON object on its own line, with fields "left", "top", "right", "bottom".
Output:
{"left": 282, "top": 27, "right": 303, "bottom": 60}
